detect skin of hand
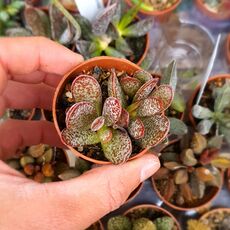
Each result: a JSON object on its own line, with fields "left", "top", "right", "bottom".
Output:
{"left": 0, "top": 37, "right": 160, "bottom": 230}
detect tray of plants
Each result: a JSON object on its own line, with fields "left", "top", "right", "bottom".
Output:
{"left": 1, "top": 0, "right": 230, "bottom": 229}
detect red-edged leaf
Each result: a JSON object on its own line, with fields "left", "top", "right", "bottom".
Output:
{"left": 91, "top": 116, "right": 105, "bottom": 131}
{"left": 108, "top": 69, "right": 127, "bottom": 107}
{"left": 133, "top": 69, "right": 153, "bottom": 83}
{"left": 138, "top": 114, "right": 170, "bottom": 148}
{"left": 150, "top": 85, "right": 173, "bottom": 111}
{"left": 133, "top": 78, "right": 158, "bottom": 102}
{"left": 66, "top": 102, "right": 97, "bottom": 129}
{"left": 71, "top": 75, "right": 102, "bottom": 114}
{"left": 101, "top": 129, "right": 132, "bottom": 164}
{"left": 97, "top": 126, "right": 113, "bottom": 144}
{"left": 137, "top": 97, "right": 163, "bottom": 117}
{"left": 128, "top": 118, "right": 145, "bottom": 140}
{"left": 102, "top": 97, "right": 122, "bottom": 126}
{"left": 61, "top": 128, "right": 100, "bottom": 147}
{"left": 116, "top": 108, "right": 130, "bottom": 128}
{"left": 120, "top": 76, "right": 142, "bottom": 98}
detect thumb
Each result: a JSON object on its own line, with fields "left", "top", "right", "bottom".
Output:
{"left": 50, "top": 154, "right": 160, "bottom": 229}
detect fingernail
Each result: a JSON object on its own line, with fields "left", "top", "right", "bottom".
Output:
{"left": 140, "top": 158, "right": 160, "bottom": 182}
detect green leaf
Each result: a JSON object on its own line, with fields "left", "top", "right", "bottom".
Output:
{"left": 197, "top": 119, "right": 214, "bottom": 135}
{"left": 115, "top": 36, "right": 133, "bottom": 56}
{"left": 122, "top": 18, "right": 154, "bottom": 37}
{"left": 208, "top": 135, "right": 224, "bottom": 149}
{"left": 220, "top": 125, "right": 230, "bottom": 144}
{"left": 140, "top": 49, "right": 155, "bottom": 71}
{"left": 6, "top": 1, "right": 24, "bottom": 16}
{"left": 161, "top": 60, "right": 177, "bottom": 92}
{"left": 133, "top": 70, "right": 153, "bottom": 84}
{"left": 192, "top": 105, "right": 214, "bottom": 119}
{"left": 74, "top": 15, "right": 92, "bottom": 40}
{"left": 0, "top": 11, "right": 9, "bottom": 22}
{"left": 120, "top": 76, "right": 142, "bottom": 98}
{"left": 171, "top": 92, "right": 186, "bottom": 113}
{"left": 104, "top": 46, "right": 126, "bottom": 58}
{"left": 110, "top": 0, "right": 121, "bottom": 25}
{"left": 169, "top": 117, "right": 188, "bottom": 136}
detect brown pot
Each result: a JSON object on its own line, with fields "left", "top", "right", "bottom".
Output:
{"left": 125, "top": 0, "right": 181, "bottom": 22}
{"left": 195, "top": 0, "right": 230, "bottom": 21}
{"left": 151, "top": 140, "right": 223, "bottom": 212}
{"left": 226, "top": 35, "right": 230, "bottom": 65}
{"left": 124, "top": 204, "right": 181, "bottom": 229}
{"left": 188, "top": 74, "right": 230, "bottom": 129}
{"left": 53, "top": 56, "right": 156, "bottom": 164}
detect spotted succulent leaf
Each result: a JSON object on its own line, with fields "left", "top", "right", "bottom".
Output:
{"left": 133, "top": 78, "right": 158, "bottom": 102}
{"left": 137, "top": 97, "right": 163, "bottom": 117}
{"left": 108, "top": 69, "right": 127, "bottom": 107}
{"left": 150, "top": 85, "right": 173, "bottom": 111}
{"left": 91, "top": 116, "right": 105, "bottom": 132}
{"left": 120, "top": 76, "right": 142, "bottom": 98}
{"left": 116, "top": 108, "right": 130, "bottom": 128}
{"left": 115, "top": 36, "right": 133, "bottom": 56}
{"left": 138, "top": 114, "right": 170, "bottom": 148}
{"left": 101, "top": 129, "right": 132, "bottom": 164}
{"left": 128, "top": 118, "right": 145, "bottom": 140}
{"left": 102, "top": 97, "right": 122, "bottom": 126}
{"left": 133, "top": 70, "right": 153, "bottom": 84}
{"left": 61, "top": 128, "right": 100, "bottom": 147}
{"left": 104, "top": 46, "right": 126, "bottom": 58}
{"left": 71, "top": 75, "right": 102, "bottom": 114}
{"left": 66, "top": 102, "right": 97, "bottom": 129}
{"left": 97, "top": 126, "right": 113, "bottom": 144}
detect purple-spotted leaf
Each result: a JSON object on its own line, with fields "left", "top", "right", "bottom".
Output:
{"left": 101, "top": 129, "right": 132, "bottom": 164}
{"left": 116, "top": 108, "right": 130, "bottom": 128}
{"left": 138, "top": 114, "right": 170, "bottom": 148}
{"left": 150, "top": 85, "right": 173, "bottom": 111}
{"left": 97, "top": 126, "right": 113, "bottom": 144}
{"left": 92, "top": 3, "right": 117, "bottom": 35}
{"left": 120, "top": 76, "right": 142, "bottom": 98}
{"left": 102, "top": 97, "right": 122, "bottom": 126}
{"left": 71, "top": 75, "right": 102, "bottom": 114}
{"left": 133, "top": 70, "right": 153, "bottom": 83}
{"left": 133, "top": 78, "right": 158, "bottom": 102}
{"left": 66, "top": 102, "right": 97, "bottom": 129}
{"left": 61, "top": 128, "right": 100, "bottom": 147}
{"left": 115, "top": 36, "right": 133, "bottom": 56}
{"left": 91, "top": 116, "right": 105, "bottom": 132}
{"left": 137, "top": 97, "right": 163, "bottom": 117}
{"left": 128, "top": 118, "right": 145, "bottom": 140}
{"left": 108, "top": 69, "right": 127, "bottom": 107}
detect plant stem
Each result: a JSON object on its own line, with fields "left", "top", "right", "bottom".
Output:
{"left": 52, "top": 0, "right": 81, "bottom": 39}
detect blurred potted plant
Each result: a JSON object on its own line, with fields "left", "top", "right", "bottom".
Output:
{"left": 7, "top": 108, "right": 35, "bottom": 120}
{"left": 226, "top": 34, "right": 230, "bottom": 65}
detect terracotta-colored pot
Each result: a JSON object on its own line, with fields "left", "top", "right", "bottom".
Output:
{"left": 125, "top": 0, "right": 181, "bottom": 22}
{"left": 226, "top": 35, "right": 230, "bottom": 65}
{"left": 125, "top": 183, "right": 143, "bottom": 204}
{"left": 151, "top": 140, "right": 223, "bottom": 212}
{"left": 53, "top": 56, "right": 156, "bottom": 164}
{"left": 195, "top": 0, "right": 230, "bottom": 21}
{"left": 87, "top": 220, "right": 104, "bottom": 230}
{"left": 188, "top": 74, "right": 230, "bottom": 129}
{"left": 124, "top": 204, "right": 181, "bottom": 229}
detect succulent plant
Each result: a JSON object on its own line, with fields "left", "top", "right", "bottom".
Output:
{"left": 192, "top": 79, "right": 230, "bottom": 144}
{"left": 132, "top": 218, "right": 156, "bottom": 230}
{"left": 187, "top": 219, "right": 210, "bottom": 230}
{"left": 203, "top": 0, "right": 230, "bottom": 14}
{"left": 60, "top": 63, "right": 177, "bottom": 164}
{"left": 107, "top": 216, "right": 132, "bottom": 230}
{"left": 154, "top": 216, "right": 174, "bottom": 230}
{"left": 153, "top": 132, "right": 230, "bottom": 207}
{"left": 75, "top": 0, "right": 154, "bottom": 61}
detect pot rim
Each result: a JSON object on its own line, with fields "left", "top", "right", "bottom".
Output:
{"left": 125, "top": 0, "right": 181, "bottom": 16}
{"left": 200, "top": 207, "right": 230, "bottom": 221}
{"left": 52, "top": 56, "right": 159, "bottom": 165}
{"left": 123, "top": 204, "right": 181, "bottom": 230}
{"left": 226, "top": 35, "right": 230, "bottom": 65}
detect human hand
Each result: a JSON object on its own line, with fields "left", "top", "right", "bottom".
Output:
{"left": 0, "top": 37, "right": 160, "bottom": 230}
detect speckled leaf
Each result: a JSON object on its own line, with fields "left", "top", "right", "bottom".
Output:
{"left": 102, "top": 97, "right": 122, "bottom": 126}
{"left": 104, "top": 46, "right": 126, "bottom": 58}
{"left": 140, "top": 49, "right": 155, "bottom": 71}
{"left": 195, "top": 167, "right": 215, "bottom": 182}
{"left": 107, "top": 23, "right": 119, "bottom": 40}
{"left": 92, "top": 3, "right": 117, "bottom": 35}
{"left": 122, "top": 18, "right": 154, "bottom": 37}
{"left": 74, "top": 15, "right": 92, "bottom": 40}
{"left": 150, "top": 85, "right": 173, "bottom": 111}
{"left": 133, "top": 70, "right": 153, "bottom": 84}
{"left": 211, "top": 157, "right": 230, "bottom": 169}
{"left": 108, "top": 69, "right": 127, "bottom": 107}
{"left": 133, "top": 78, "right": 158, "bottom": 102}
{"left": 101, "top": 129, "right": 132, "bottom": 164}
{"left": 116, "top": 108, "right": 130, "bottom": 128}
{"left": 5, "top": 28, "right": 32, "bottom": 37}
{"left": 138, "top": 114, "right": 170, "bottom": 148}
{"left": 190, "top": 172, "right": 205, "bottom": 199}
{"left": 164, "top": 162, "right": 186, "bottom": 170}
{"left": 169, "top": 117, "right": 188, "bottom": 136}
{"left": 76, "top": 40, "right": 91, "bottom": 59}
{"left": 61, "top": 128, "right": 100, "bottom": 147}
{"left": 181, "top": 148, "right": 197, "bottom": 166}
{"left": 152, "top": 167, "right": 170, "bottom": 180}
{"left": 174, "top": 169, "right": 188, "bottom": 184}
{"left": 128, "top": 118, "right": 145, "bottom": 140}
{"left": 120, "top": 76, "right": 142, "bottom": 98}
{"left": 91, "top": 116, "right": 105, "bottom": 132}
{"left": 192, "top": 105, "right": 213, "bottom": 119}
{"left": 110, "top": 0, "right": 121, "bottom": 25}
{"left": 66, "top": 102, "right": 97, "bottom": 129}
{"left": 115, "top": 36, "right": 133, "bottom": 56}
{"left": 24, "top": 6, "right": 51, "bottom": 37}
{"left": 137, "top": 97, "right": 163, "bottom": 117}
{"left": 71, "top": 75, "right": 102, "bottom": 114}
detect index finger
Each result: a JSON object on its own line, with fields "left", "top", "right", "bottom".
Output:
{"left": 0, "top": 37, "right": 83, "bottom": 93}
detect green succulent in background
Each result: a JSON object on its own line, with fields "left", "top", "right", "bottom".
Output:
{"left": 192, "top": 80, "right": 230, "bottom": 144}
{"left": 107, "top": 216, "right": 132, "bottom": 230}
{"left": 75, "top": 0, "right": 154, "bottom": 60}
{"left": 0, "top": 0, "right": 24, "bottom": 35}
